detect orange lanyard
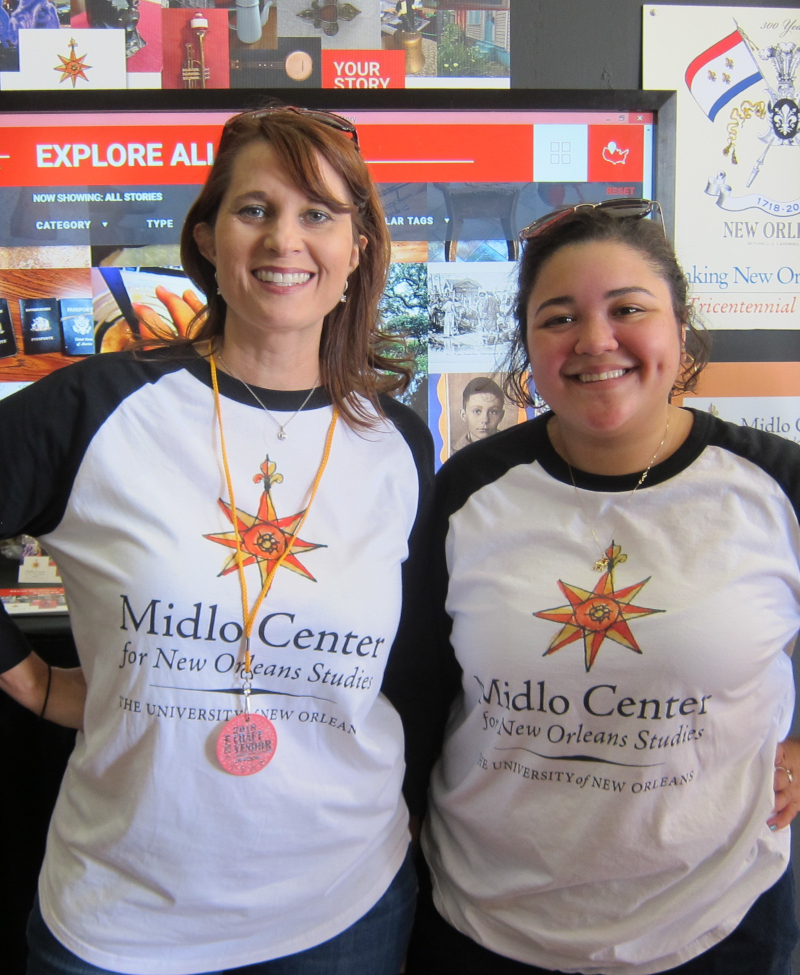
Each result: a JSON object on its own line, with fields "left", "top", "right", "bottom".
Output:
{"left": 210, "top": 357, "right": 338, "bottom": 685}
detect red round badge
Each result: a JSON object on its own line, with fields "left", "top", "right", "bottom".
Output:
{"left": 216, "top": 713, "right": 278, "bottom": 776}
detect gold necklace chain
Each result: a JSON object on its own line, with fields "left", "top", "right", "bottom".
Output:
{"left": 210, "top": 357, "right": 338, "bottom": 702}
{"left": 560, "top": 413, "right": 670, "bottom": 572}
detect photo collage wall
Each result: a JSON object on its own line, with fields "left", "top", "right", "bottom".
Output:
{"left": 0, "top": 0, "right": 511, "bottom": 91}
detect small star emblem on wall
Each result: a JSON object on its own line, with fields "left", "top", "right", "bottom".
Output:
{"left": 54, "top": 38, "right": 92, "bottom": 88}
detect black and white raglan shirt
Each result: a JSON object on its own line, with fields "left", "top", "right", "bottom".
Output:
{"left": 0, "top": 349, "right": 433, "bottom": 975}
{"left": 422, "top": 409, "right": 800, "bottom": 975}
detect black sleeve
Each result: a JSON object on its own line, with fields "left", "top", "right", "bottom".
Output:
{"left": 0, "top": 351, "right": 177, "bottom": 674}
{"left": 378, "top": 399, "right": 451, "bottom": 817}
{"left": 696, "top": 410, "right": 800, "bottom": 736}
{"left": 380, "top": 401, "right": 470, "bottom": 816}
{"left": 698, "top": 409, "right": 800, "bottom": 521}
{"left": 387, "top": 418, "right": 552, "bottom": 815}
{"left": 0, "top": 605, "right": 34, "bottom": 674}
{"left": 0, "top": 370, "right": 89, "bottom": 673}
{"left": 406, "top": 472, "right": 465, "bottom": 814}
{"left": 0, "top": 354, "right": 160, "bottom": 541}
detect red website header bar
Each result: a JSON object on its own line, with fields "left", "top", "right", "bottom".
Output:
{"left": 361, "top": 123, "right": 532, "bottom": 182}
{"left": 0, "top": 121, "right": 535, "bottom": 186}
{"left": 0, "top": 126, "right": 218, "bottom": 187}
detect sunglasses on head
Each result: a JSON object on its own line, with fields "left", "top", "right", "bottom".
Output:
{"left": 223, "top": 106, "right": 360, "bottom": 152}
{"left": 518, "top": 199, "right": 664, "bottom": 241}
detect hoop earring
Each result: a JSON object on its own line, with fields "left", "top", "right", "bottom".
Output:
{"left": 340, "top": 280, "right": 349, "bottom": 304}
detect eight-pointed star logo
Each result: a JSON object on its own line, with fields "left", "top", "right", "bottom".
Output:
{"left": 54, "top": 38, "right": 93, "bottom": 88}
{"left": 533, "top": 543, "right": 664, "bottom": 672}
{"left": 205, "top": 456, "right": 325, "bottom": 585}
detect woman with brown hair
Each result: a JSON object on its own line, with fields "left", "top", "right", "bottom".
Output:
{"left": 0, "top": 107, "right": 431, "bottom": 975}
{"left": 408, "top": 201, "right": 800, "bottom": 975}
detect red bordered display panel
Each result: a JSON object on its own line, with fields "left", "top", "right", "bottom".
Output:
{"left": 0, "top": 89, "right": 673, "bottom": 466}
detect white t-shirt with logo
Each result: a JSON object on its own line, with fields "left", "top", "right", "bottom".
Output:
{"left": 423, "top": 409, "right": 800, "bottom": 974}
{"left": 0, "top": 350, "right": 432, "bottom": 975}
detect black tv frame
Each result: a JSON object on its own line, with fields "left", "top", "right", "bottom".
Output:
{"left": 0, "top": 88, "right": 678, "bottom": 239}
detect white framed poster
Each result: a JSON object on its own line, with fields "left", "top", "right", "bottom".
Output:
{"left": 643, "top": 5, "right": 799, "bottom": 331}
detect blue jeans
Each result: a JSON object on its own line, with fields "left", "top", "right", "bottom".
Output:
{"left": 27, "top": 846, "right": 417, "bottom": 975}
{"left": 406, "top": 861, "right": 799, "bottom": 974}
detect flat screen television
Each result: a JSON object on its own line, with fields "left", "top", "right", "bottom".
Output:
{"left": 0, "top": 88, "right": 676, "bottom": 465}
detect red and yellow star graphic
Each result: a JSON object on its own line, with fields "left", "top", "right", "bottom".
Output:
{"left": 54, "top": 38, "right": 92, "bottom": 88}
{"left": 533, "top": 543, "right": 664, "bottom": 672}
{"left": 205, "top": 456, "right": 325, "bottom": 584}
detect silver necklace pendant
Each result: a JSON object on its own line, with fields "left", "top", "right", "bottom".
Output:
{"left": 216, "top": 352, "right": 318, "bottom": 442}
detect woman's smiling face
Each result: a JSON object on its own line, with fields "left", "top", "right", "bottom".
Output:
{"left": 526, "top": 240, "right": 683, "bottom": 443}
{"left": 194, "top": 139, "right": 362, "bottom": 348}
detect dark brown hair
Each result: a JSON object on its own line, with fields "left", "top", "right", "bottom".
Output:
{"left": 462, "top": 376, "right": 504, "bottom": 409}
{"left": 505, "top": 207, "right": 710, "bottom": 408}
{"left": 178, "top": 107, "right": 409, "bottom": 428}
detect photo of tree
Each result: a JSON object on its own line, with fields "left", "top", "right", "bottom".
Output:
{"left": 379, "top": 261, "right": 429, "bottom": 417}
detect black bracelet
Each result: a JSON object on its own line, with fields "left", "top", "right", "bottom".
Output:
{"left": 39, "top": 663, "right": 52, "bottom": 720}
